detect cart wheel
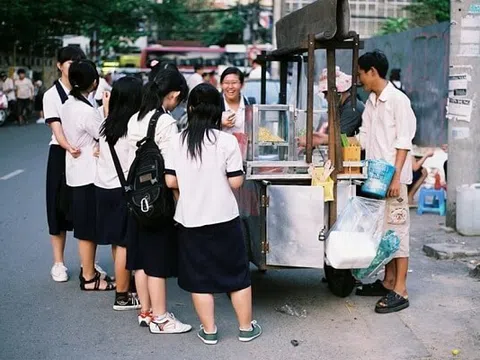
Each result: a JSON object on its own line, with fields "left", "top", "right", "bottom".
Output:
{"left": 323, "top": 264, "right": 355, "bottom": 298}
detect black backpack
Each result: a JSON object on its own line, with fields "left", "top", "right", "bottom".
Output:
{"left": 109, "top": 109, "right": 175, "bottom": 229}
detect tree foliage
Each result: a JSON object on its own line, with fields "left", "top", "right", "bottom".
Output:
{"left": 0, "top": 0, "right": 152, "bottom": 54}
{"left": 405, "top": 0, "right": 450, "bottom": 27}
{"left": 0, "top": 0, "right": 267, "bottom": 56}
{"left": 379, "top": 18, "right": 410, "bottom": 35}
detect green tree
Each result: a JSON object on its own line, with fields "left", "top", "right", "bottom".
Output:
{"left": 405, "top": 0, "right": 450, "bottom": 27}
{"left": 0, "top": 0, "right": 153, "bottom": 54}
{"left": 379, "top": 17, "right": 410, "bottom": 35}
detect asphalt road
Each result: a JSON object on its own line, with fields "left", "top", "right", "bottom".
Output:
{"left": 1, "top": 123, "right": 479, "bottom": 360}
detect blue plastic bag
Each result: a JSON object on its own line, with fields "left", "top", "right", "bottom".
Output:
{"left": 352, "top": 230, "right": 400, "bottom": 280}
{"left": 361, "top": 159, "right": 396, "bottom": 199}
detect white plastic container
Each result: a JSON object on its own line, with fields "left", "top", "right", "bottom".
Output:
{"left": 456, "top": 184, "right": 480, "bottom": 236}
{"left": 325, "top": 231, "right": 377, "bottom": 269}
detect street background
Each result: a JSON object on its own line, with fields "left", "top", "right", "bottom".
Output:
{"left": 1, "top": 123, "right": 479, "bottom": 360}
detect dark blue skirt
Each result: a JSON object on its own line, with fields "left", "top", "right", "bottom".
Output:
{"left": 177, "top": 217, "right": 251, "bottom": 294}
{"left": 126, "top": 215, "right": 178, "bottom": 278}
{"left": 95, "top": 186, "right": 128, "bottom": 246}
{"left": 71, "top": 184, "right": 96, "bottom": 242}
{"left": 46, "top": 144, "right": 73, "bottom": 235}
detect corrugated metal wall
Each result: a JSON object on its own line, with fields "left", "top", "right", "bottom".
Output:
{"left": 316, "top": 22, "right": 450, "bottom": 146}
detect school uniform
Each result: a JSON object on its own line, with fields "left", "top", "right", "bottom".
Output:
{"left": 125, "top": 109, "right": 178, "bottom": 278}
{"left": 94, "top": 132, "right": 129, "bottom": 247}
{"left": 61, "top": 95, "right": 103, "bottom": 242}
{"left": 43, "top": 80, "right": 73, "bottom": 236}
{"left": 165, "top": 129, "right": 250, "bottom": 294}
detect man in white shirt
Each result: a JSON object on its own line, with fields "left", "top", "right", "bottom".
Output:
{"left": 356, "top": 50, "right": 416, "bottom": 314}
{"left": 186, "top": 65, "right": 204, "bottom": 92}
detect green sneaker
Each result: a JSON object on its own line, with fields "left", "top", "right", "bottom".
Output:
{"left": 197, "top": 325, "right": 218, "bottom": 345}
{"left": 238, "top": 320, "right": 262, "bottom": 342}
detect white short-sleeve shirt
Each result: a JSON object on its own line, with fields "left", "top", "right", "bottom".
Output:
{"left": 222, "top": 95, "right": 246, "bottom": 134}
{"left": 43, "top": 79, "right": 70, "bottom": 146}
{"left": 359, "top": 82, "right": 417, "bottom": 185}
{"left": 165, "top": 129, "right": 244, "bottom": 228}
{"left": 94, "top": 108, "right": 130, "bottom": 190}
{"left": 61, "top": 96, "right": 103, "bottom": 187}
{"left": 127, "top": 109, "right": 178, "bottom": 171}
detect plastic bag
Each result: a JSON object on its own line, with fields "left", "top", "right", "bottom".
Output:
{"left": 352, "top": 230, "right": 400, "bottom": 279}
{"left": 325, "top": 197, "right": 386, "bottom": 269}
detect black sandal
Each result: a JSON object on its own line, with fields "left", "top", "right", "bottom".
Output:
{"left": 80, "top": 271, "right": 116, "bottom": 291}
{"left": 79, "top": 267, "right": 114, "bottom": 283}
{"left": 355, "top": 280, "right": 390, "bottom": 297}
{"left": 375, "top": 291, "right": 409, "bottom": 314}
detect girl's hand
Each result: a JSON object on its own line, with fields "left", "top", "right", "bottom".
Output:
{"left": 93, "top": 145, "right": 100, "bottom": 158}
{"left": 221, "top": 111, "right": 236, "bottom": 128}
{"left": 68, "top": 147, "right": 81, "bottom": 159}
{"left": 103, "top": 91, "right": 111, "bottom": 117}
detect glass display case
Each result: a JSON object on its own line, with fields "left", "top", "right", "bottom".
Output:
{"left": 245, "top": 104, "right": 325, "bottom": 180}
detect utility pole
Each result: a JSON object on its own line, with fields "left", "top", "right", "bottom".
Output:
{"left": 446, "top": 0, "right": 480, "bottom": 228}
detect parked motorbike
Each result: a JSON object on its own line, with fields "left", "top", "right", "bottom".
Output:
{"left": 0, "top": 91, "right": 9, "bottom": 127}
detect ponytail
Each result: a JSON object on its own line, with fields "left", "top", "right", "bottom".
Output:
{"left": 138, "top": 68, "right": 188, "bottom": 121}
{"left": 68, "top": 60, "right": 99, "bottom": 101}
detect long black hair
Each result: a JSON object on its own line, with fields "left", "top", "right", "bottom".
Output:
{"left": 138, "top": 68, "right": 188, "bottom": 120}
{"left": 100, "top": 76, "right": 143, "bottom": 145}
{"left": 68, "top": 60, "right": 99, "bottom": 101}
{"left": 181, "top": 83, "right": 222, "bottom": 161}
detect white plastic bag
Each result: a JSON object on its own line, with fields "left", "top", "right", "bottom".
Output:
{"left": 326, "top": 196, "right": 386, "bottom": 269}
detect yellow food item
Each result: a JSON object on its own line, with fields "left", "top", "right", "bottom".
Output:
{"left": 258, "top": 127, "right": 284, "bottom": 142}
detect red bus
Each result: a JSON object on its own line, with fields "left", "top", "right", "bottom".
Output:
{"left": 140, "top": 45, "right": 226, "bottom": 75}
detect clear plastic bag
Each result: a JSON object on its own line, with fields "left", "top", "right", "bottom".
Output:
{"left": 353, "top": 230, "right": 400, "bottom": 279}
{"left": 325, "top": 197, "right": 386, "bottom": 269}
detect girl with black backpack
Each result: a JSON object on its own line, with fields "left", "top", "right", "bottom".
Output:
{"left": 126, "top": 68, "right": 191, "bottom": 334}
{"left": 95, "top": 76, "right": 144, "bottom": 310}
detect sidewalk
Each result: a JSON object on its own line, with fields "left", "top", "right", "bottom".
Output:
{"left": 403, "top": 211, "right": 480, "bottom": 360}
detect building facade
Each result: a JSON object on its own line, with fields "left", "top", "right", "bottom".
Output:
{"left": 281, "top": 0, "right": 412, "bottom": 38}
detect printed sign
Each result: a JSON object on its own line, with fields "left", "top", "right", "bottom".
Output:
{"left": 447, "top": 98, "right": 473, "bottom": 122}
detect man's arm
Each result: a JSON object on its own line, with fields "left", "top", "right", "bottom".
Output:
{"left": 388, "top": 96, "right": 417, "bottom": 197}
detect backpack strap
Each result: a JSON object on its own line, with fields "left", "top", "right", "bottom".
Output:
{"left": 54, "top": 80, "right": 69, "bottom": 104}
{"left": 108, "top": 142, "right": 130, "bottom": 193}
{"left": 146, "top": 108, "right": 165, "bottom": 140}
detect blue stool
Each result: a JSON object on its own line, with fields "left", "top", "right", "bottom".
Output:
{"left": 417, "top": 187, "right": 446, "bottom": 216}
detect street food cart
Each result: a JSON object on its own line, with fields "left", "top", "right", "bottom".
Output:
{"left": 235, "top": 0, "right": 365, "bottom": 297}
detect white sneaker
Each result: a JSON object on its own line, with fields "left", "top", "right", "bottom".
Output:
{"left": 138, "top": 311, "right": 153, "bottom": 327}
{"left": 51, "top": 263, "right": 68, "bottom": 282}
{"left": 149, "top": 312, "right": 192, "bottom": 334}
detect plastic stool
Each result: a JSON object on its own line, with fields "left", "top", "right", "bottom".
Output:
{"left": 417, "top": 187, "right": 446, "bottom": 216}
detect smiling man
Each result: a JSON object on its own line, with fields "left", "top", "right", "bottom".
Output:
{"left": 355, "top": 50, "right": 416, "bottom": 314}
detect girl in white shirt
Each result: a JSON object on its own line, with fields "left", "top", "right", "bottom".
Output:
{"left": 126, "top": 68, "right": 191, "bottom": 334}
{"left": 44, "top": 46, "right": 86, "bottom": 283}
{"left": 61, "top": 60, "right": 114, "bottom": 292}
{"left": 95, "top": 76, "right": 143, "bottom": 309}
{"left": 165, "top": 83, "right": 262, "bottom": 345}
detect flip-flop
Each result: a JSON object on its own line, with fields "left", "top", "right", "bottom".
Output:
{"left": 355, "top": 280, "right": 390, "bottom": 297}
{"left": 375, "top": 291, "right": 409, "bottom": 314}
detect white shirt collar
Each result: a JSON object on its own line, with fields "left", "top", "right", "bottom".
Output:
{"left": 368, "top": 81, "right": 396, "bottom": 106}
{"left": 224, "top": 95, "right": 245, "bottom": 112}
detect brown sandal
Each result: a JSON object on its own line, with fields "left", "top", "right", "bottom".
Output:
{"left": 80, "top": 271, "right": 115, "bottom": 291}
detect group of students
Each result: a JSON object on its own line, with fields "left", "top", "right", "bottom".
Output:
{"left": 44, "top": 46, "right": 261, "bottom": 344}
